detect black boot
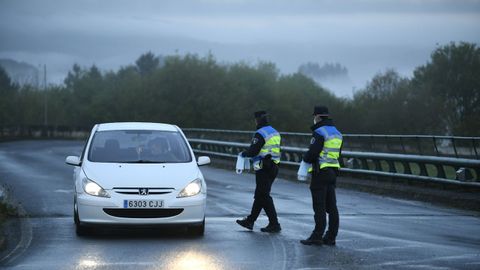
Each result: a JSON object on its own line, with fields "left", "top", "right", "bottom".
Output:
{"left": 300, "top": 232, "right": 323, "bottom": 245}
{"left": 322, "top": 236, "right": 336, "bottom": 246}
{"left": 260, "top": 223, "right": 281, "bottom": 233}
{"left": 236, "top": 218, "right": 253, "bottom": 230}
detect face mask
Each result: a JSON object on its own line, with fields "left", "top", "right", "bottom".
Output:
{"left": 313, "top": 118, "right": 317, "bottom": 125}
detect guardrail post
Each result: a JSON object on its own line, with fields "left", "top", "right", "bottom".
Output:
{"left": 352, "top": 158, "right": 361, "bottom": 169}
{"left": 417, "top": 136, "right": 423, "bottom": 155}
{"left": 400, "top": 137, "right": 406, "bottom": 154}
{"left": 452, "top": 138, "right": 458, "bottom": 158}
{"left": 374, "top": 159, "right": 382, "bottom": 171}
{"left": 433, "top": 137, "right": 439, "bottom": 156}
{"left": 419, "top": 162, "right": 428, "bottom": 176}
{"left": 402, "top": 161, "right": 412, "bottom": 174}
{"left": 472, "top": 138, "right": 479, "bottom": 159}
{"left": 435, "top": 164, "right": 446, "bottom": 178}
{"left": 387, "top": 160, "right": 396, "bottom": 173}
{"left": 360, "top": 158, "right": 369, "bottom": 170}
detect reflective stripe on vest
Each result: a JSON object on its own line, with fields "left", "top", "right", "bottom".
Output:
{"left": 317, "top": 126, "right": 342, "bottom": 169}
{"left": 309, "top": 126, "right": 343, "bottom": 171}
{"left": 252, "top": 126, "right": 281, "bottom": 168}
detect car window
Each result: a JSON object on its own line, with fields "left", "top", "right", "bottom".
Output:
{"left": 88, "top": 130, "right": 192, "bottom": 163}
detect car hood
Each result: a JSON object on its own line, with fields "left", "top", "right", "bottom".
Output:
{"left": 82, "top": 161, "right": 200, "bottom": 190}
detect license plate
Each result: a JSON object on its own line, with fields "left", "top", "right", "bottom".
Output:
{"left": 123, "top": 200, "right": 163, "bottom": 208}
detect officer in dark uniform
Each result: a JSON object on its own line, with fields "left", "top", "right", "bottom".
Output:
{"left": 236, "top": 111, "right": 282, "bottom": 233}
{"left": 300, "top": 106, "right": 342, "bottom": 246}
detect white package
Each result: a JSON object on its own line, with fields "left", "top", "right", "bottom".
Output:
{"left": 235, "top": 154, "right": 250, "bottom": 174}
{"left": 297, "top": 160, "right": 311, "bottom": 181}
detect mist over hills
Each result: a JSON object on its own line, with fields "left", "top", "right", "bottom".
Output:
{"left": 0, "top": 59, "right": 40, "bottom": 86}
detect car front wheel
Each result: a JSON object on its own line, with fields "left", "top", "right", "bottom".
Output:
{"left": 188, "top": 219, "right": 205, "bottom": 237}
{"left": 74, "top": 197, "right": 90, "bottom": 236}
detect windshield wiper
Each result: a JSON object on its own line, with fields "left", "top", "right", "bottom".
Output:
{"left": 123, "top": 160, "right": 168, "bottom": 164}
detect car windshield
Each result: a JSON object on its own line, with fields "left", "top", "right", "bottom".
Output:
{"left": 88, "top": 130, "right": 192, "bottom": 163}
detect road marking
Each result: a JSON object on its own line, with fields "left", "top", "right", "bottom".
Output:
{"left": 355, "top": 244, "right": 422, "bottom": 252}
{"left": 270, "top": 233, "right": 288, "bottom": 270}
{"left": 54, "top": 189, "right": 73, "bottom": 193}
{"left": 15, "top": 261, "right": 158, "bottom": 268}
{"left": 372, "top": 253, "right": 480, "bottom": 268}
{"left": 206, "top": 216, "right": 268, "bottom": 222}
{"left": 0, "top": 203, "right": 33, "bottom": 265}
{"left": 295, "top": 268, "right": 330, "bottom": 270}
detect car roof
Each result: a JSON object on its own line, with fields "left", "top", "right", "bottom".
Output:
{"left": 96, "top": 122, "right": 179, "bottom": 132}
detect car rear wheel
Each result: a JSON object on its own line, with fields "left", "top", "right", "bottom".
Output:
{"left": 188, "top": 219, "right": 205, "bottom": 237}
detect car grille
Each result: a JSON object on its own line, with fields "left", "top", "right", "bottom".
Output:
{"left": 113, "top": 187, "right": 175, "bottom": 195}
{"left": 103, "top": 208, "right": 184, "bottom": 218}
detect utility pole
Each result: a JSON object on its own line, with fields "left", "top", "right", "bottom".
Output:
{"left": 43, "top": 64, "right": 48, "bottom": 127}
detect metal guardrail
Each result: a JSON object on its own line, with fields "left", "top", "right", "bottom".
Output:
{"left": 1, "top": 125, "right": 478, "bottom": 186}
{"left": 184, "top": 128, "right": 480, "bottom": 159}
{"left": 0, "top": 126, "right": 89, "bottom": 140}
{"left": 187, "top": 138, "right": 480, "bottom": 188}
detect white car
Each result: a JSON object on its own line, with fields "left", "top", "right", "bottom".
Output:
{"left": 65, "top": 122, "right": 210, "bottom": 236}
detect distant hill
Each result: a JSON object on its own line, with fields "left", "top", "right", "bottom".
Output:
{"left": 298, "top": 62, "right": 355, "bottom": 96}
{"left": 0, "top": 59, "right": 40, "bottom": 86}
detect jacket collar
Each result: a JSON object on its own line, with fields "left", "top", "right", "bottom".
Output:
{"left": 310, "top": 118, "right": 334, "bottom": 131}
{"left": 256, "top": 122, "right": 269, "bottom": 130}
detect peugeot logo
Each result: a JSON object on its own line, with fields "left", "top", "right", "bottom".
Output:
{"left": 139, "top": 188, "right": 149, "bottom": 195}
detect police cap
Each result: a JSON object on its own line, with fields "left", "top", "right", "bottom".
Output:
{"left": 312, "top": 106, "right": 329, "bottom": 116}
{"left": 254, "top": 110, "right": 268, "bottom": 118}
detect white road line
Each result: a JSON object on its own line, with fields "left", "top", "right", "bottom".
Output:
{"left": 270, "top": 233, "right": 288, "bottom": 270}
{"left": 0, "top": 203, "right": 33, "bottom": 265}
{"left": 400, "top": 265, "right": 451, "bottom": 270}
{"left": 295, "top": 268, "right": 330, "bottom": 270}
{"left": 54, "top": 189, "right": 73, "bottom": 193}
{"left": 355, "top": 244, "right": 423, "bottom": 252}
{"left": 374, "top": 253, "right": 480, "bottom": 267}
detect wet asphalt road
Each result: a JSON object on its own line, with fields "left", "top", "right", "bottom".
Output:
{"left": 0, "top": 140, "right": 479, "bottom": 270}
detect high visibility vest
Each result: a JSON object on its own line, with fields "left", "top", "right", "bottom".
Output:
{"left": 252, "top": 126, "right": 281, "bottom": 170}
{"left": 310, "top": 125, "right": 343, "bottom": 171}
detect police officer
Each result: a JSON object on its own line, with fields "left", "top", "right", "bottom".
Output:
{"left": 236, "top": 110, "right": 282, "bottom": 233}
{"left": 300, "top": 105, "right": 342, "bottom": 246}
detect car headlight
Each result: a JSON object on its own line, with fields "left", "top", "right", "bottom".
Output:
{"left": 177, "top": 178, "right": 202, "bottom": 198}
{"left": 82, "top": 178, "right": 110, "bottom": 198}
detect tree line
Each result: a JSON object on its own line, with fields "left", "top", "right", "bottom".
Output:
{"left": 0, "top": 42, "right": 478, "bottom": 136}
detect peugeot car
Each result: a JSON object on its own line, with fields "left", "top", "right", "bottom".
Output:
{"left": 65, "top": 122, "right": 210, "bottom": 236}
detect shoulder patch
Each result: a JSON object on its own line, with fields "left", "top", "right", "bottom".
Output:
{"left": 252, "top": 138, "right": 259, "bottom": 144}
{"left": 310, "top": 137, "right": 315, "bottom": 144}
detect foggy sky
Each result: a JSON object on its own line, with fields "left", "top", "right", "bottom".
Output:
{"left": 1, "top": 0, "right": 479, "bottom": 96}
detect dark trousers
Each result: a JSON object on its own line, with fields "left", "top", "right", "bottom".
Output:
{"left": 247, "top": 163, "right": 279, "bottom": 225}
{"left": 310, "top": 168, "right": 339, "bottom": 239}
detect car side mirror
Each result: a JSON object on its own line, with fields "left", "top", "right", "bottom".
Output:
{"left": 197, "top": 156, "right": 211, "bottom": 166}
{"left": 65, "top": 156, "right": 81, "bottom": 166}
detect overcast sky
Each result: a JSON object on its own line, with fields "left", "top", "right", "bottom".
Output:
{"left": 1, "top": 0, "right": 479, "bottom": 96}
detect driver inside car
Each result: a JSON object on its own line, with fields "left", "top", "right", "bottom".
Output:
{"left": 144, "top": 137, "right": 174, "bottom": 161}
